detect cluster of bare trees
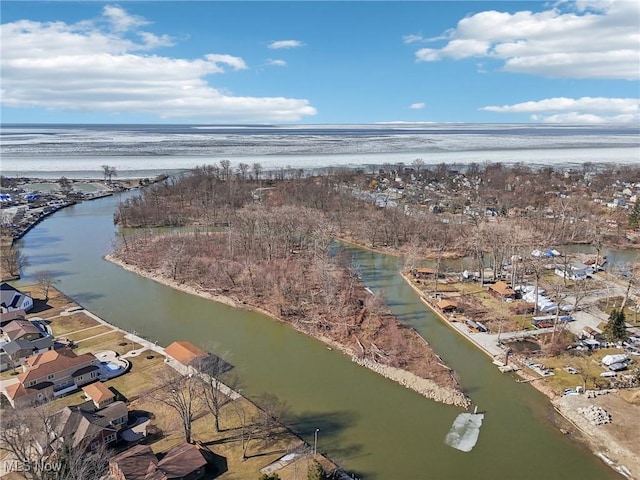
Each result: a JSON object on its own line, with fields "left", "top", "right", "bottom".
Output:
{"left": 0, "top": 406, "right": 109, "bottom": 480}
{"left": 149, "top": 358, "right": 291, "bottom": 461}
{"left": 115, "top": 167, "right": 459, "bottom": 388}
{"left": 101, "top": 165, "right": 117, "bottom": 183}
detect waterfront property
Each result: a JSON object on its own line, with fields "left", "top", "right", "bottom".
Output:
{"left": 487, "top": 281, "right": 516, "bottom": 301}
{"left": 554, "top": 263, "right": 593, "bottom": 281}
{"left": 109, "top": 443, "right": 208, "bottom": 480}
{"left": 46, "top": 400, "right": 129, "bottom": 451}
{"left": 0, "top": 318, "right": 54, "bottom": 371}
{"left": 0, "top": 283, "right": 33, "bottom": 313}
{"left": 437, "top": 299, "right": 459, "bottom": 313}
{"left": 164, "top": 340, "right": 208, "bottom": 372}
{"left": 413, "top": 267, "right": 439, "bottom": 280}
{"left": 2, "top": 347, "right": 100, "bottom": 407}
{"left": 82, "top": 381, "right": 116, "bottom": 409}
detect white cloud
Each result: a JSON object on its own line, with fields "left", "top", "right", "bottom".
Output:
{"left": 414, "top": 0, "right": 639, "bottom": 80}
{"left": 204, "top": 54, "right": 247, "bottom": 71}
{"left": 265, "top": 58, "right": 287, "bottom": 67}
{"left": 482, "top": 97, "right": 639, "bottom": 123}
{"left": 267, "top": 40, "right": 304, "bottom": 49}
{"left": 102, "top": 5, "right": 149, "bottom": 33}
{"left": 403, "top": 34, "right": 425, "bottom": 44}
{"left": 409, "top": 102, "right": 425, "bottom": 109}
{"left": 0, "top": 6, "right": 316, "bottom": 122}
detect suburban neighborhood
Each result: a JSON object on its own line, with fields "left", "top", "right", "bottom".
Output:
{"left": 0, "top": 284, "right": 338, "bottom": 480}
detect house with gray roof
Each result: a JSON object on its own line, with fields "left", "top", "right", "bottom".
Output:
{"left": 0, "top": 319, "right": 54, "bottom": 372}
{"left": 0, "top": 283, "right": 33, "bottom": 313}
{"left": 45, "top": 401, "right": 128, "bottom": 452}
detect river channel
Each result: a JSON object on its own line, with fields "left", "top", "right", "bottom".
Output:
{"left": 16, "top": 192, "right": 620, "bottom": 479}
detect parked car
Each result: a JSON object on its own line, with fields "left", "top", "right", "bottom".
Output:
{"left": 609, "top": 362, "right": 628, "bottom": 372}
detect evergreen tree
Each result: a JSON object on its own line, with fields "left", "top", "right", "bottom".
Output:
{"left": 308, "top": 461, "right": 330, "bottom": 480}
{"left": 603, "top": 308, "right": 627, "bottom": 342}
{"left": 629, "top": 202, "right": 640, "bottom": 229}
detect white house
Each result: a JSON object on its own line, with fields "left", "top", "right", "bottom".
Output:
{"left": 0, "top": 283, "right": 33, "bottom": 313}
{"left": 554, "top": 263, "right": 593, "bottom": 281}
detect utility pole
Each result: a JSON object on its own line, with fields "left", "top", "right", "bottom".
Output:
{"left": 313, "top": 428, "right": 320, "bottom": 457}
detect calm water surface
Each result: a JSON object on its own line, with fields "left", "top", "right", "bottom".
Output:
{"left": 16, "top": 193, "right": 620, "bottom": 479}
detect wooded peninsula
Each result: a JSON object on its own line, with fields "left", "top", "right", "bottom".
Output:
{"left": 111, "top": 161, "right": 640, "bottom": 407}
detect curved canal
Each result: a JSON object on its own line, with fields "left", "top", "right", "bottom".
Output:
{"left": 16, "top": 193, "right": 620, "bottom": 479}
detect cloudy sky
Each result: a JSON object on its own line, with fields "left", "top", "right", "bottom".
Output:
{"left": 1, "top": 1, "right": 638, "bottom": 124}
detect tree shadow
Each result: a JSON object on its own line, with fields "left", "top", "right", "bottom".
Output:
{"left": 21, "top": 234, "right": 64, "bottom": 249}
{"left": 72, "top": 291, "right": 105, "bottom": 303}
{"left": 25, "top": 254, "right": 71, "bottom": 266}
{"left": 287, "top": 409, "right": 360, "bottom": 440}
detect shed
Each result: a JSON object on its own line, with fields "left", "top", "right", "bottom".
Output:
{"left": 437, "top": 300, "right": 458, "bottom": 313}
{"left": 82, "top": 382, "right": 115, "bottom": 409}
{"left": 414, "top": 267, "right": 438, "bottom": 279}
{"left": 165, "top": 341, "right": 208, "bottom": 367}
{"left": 488, "top": 281, "right": 516, "bottom": 301}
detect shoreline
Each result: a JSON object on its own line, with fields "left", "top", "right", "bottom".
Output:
{"left": 399, "top": 269, "right": 639, "bottom": 479}
{"left": 15, "top": 285, "right": 344, "bottom": 478}
{"left": 105, "top": 254, "right": 470, "bottom": 408}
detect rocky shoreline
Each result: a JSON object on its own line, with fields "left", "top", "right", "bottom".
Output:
{"left": 105, "top": 254, "right": 470, "bottom": 408}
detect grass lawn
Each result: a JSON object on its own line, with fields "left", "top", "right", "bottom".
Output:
{"left": 0, "top": 369, "right": 21, "bottom": 381}
{"left": 595, "top": 296, "right": 638, "bottom": 320}
{"left": 74, "top": 331, "right": 142, "bottom": 356}
{"left": 49, "top": 312, "right": 100, "bottom": 336}
{"left": 23, "top": 286, "right": 74, "bottom": 318}
{"left": 67, "top": 325, "right": 114, "bottom": 342}
{"left": 130, "top": 394, "right": 323, "bottom": 480}
{"left": 104, "top": 352, "right": 168, "bottom": 401}
{"left": 538, "top": 347, "right": 628, "bottom": 394}
{"left": 44, "top": 390, "right": 88, "bottom": 412}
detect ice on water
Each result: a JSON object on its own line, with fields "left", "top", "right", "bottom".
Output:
{"left": 445, "top": 413, "right": 484, "bottom": 452}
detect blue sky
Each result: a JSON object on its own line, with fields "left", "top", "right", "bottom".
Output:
{"left": 1, "top": 1, "right": 638, "bottom": 124}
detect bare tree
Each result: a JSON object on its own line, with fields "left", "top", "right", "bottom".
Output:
{"left": 220, "top": 160, "right": 232, "bottom": 181}
{"left": 101, "top": 165, "right": 117, "bottom": 182}
{"left": 195, "top": 354, "right": 241, "bottom": 432}
{"left": 107, "top": 166, "right": 117, "bottom": 183}
{"left": 411, "top": 158, "right": 425, "bottom": 175}
{"left": 0, "top": 405, "right": 108, "bottom": 480}
{"left": 2, "top": 247, "right": 27, "bottom": 278}
{"left": 150, "top": 369, "right": 201, "bottom": 443}
{"left": 252, "top": 163, "right": 263, "bottom": 183}
{"left": 57, "top": 177, "right": 72, "bottom": 195}
{"left": 237, "top": 163, "right": 250, "bottom": 181}
{"left": 233, "top": 393, "right": 290, "bottom": 460}
{"left": 35, "top": 270, "right": 59, "bottom": 301}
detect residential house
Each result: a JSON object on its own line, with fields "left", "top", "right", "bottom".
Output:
{"left": 47, "top": 401, "right": 128, "bottom": 451}
{"left": 82, "top": 381, "right": 116, "bottom": 409}
{"left": 0, "top": 283, "right": 33, "bottom": 313}
{"left": 165, "top": 341, "right": 208, "bottom": 375}
{"left": 109, "top": 443, "right": 208, "bottom": 480}
{"left": 0, "top": 309, "right": 27, "bottom": 328}
{"left": 2, "top": 347, "right": 99, "bottom": 407}
{"left": 0, "top": 319, "right": 54, "bottom": 371}
{"left": 554, "top": 263, "right": 593, "bottom": 281}
{"left": 488, "top": 281, "right": 516, "bottom": 301}
{"left": 413, "top": 267, "right": 438, "bottom": 280}
{"left": 437, "top": 299, "right": 458, "bottom": 313}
